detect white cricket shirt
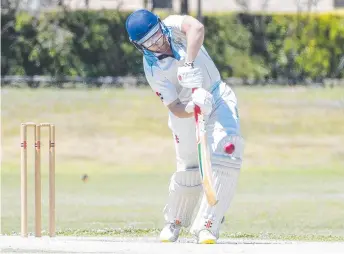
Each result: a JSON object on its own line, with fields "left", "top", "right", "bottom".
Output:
{"left": 143, "top": 15, "right": 222, "bottom": 106}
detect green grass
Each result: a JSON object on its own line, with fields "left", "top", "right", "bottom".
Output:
{"left": 1, "top": 86, "right": 344, "bottom": 241}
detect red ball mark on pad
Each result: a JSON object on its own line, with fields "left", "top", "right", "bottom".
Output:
{"left": 224, "top": 143, "right": 235, "bottom": 154}
{"left": 178, "top": 75, "right": 182, "bottom": 81}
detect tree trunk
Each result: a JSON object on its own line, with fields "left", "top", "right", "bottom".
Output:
{"left": 181, "top": 0, "right": 189, "bottom": 14}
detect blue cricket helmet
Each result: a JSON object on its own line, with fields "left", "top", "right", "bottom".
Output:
{"left": 125, "top": 9, "right": 180, "bottom": 68}
{"left": 125, "top": 9, "right": 160, "bottom": 43}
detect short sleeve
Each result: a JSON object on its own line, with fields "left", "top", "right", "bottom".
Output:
{"left": 144, "top": 64, "right": 178, "bottom": 106}
{"left": 163, "top": 15, "right": 187, "bottom": 32}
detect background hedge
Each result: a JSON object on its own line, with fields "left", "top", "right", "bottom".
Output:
{"left": 1, "top": 9, "right": 343, "bottom": 82}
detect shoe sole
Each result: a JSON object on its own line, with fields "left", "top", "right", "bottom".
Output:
{"left": 199, "top": 239, "right": 216, "bottom": 244}
{"left": 160, "top": 238, "right": 178, "bottom": 243}
{"left": 161, "top": 239, "right": 172, "bottom": 243}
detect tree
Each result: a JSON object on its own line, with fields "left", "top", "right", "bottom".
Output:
{"left": 235, "top": 0, "right": 250, "bottom": 11}
{"left": 235, "top": 0, "right": 270, "bottom": 12}
{"left": 294, "top": 0, "right": 322, "bottom": 12}
{"left": 180, "top": 0, "right": 188, "bottom": 14}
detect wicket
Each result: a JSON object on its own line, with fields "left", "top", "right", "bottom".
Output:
{"left": 20, "top": 122, "right": 55, "bottom": 237}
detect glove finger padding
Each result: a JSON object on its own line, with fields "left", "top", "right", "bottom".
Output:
{"left": 192, "top": 88, "right": 213, "bottom": 115}
{"left": 185, "top": 101, "right": 195, "bottom": 114}
{"left": 177, "top": 66, "right": 203, "bottom": 89}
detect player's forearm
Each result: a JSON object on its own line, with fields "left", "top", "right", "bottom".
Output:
{"left": 185, "top": 24, "right": 204, "bottom": 63}
{"left": 168, "top": 100, "right": 194, "bottom": 118}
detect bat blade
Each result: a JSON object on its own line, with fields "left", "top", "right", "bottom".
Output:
{"left": 195, "top": 106, "right": 218, "bottom": 207}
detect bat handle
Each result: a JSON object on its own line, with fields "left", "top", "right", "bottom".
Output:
{"left": 192, "top": 88, "right": 201, "bottom": 121}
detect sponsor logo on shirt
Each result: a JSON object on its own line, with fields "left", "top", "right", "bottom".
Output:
{"left": 155, "top": 92, "right": 164, "bottom": 102}
{"left": 174, "top": 134, "right": 180, "bottom": 144}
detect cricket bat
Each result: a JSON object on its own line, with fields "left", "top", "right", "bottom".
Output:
{"left": 192, "top": 88, "right": 218, "bottom": 206}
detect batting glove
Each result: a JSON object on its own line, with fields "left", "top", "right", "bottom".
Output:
{"left": 177, "top": 62, "right": 203, "bottom": 89}
{"left": 185, "top": 88, "right": 213, "bottom": 115}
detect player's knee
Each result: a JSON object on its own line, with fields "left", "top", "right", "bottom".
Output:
{"left": 212, "top": 135, "right": 244, "bottom": 171}
{"left": 214, "top": 135, "right": 244, "bottom": 158}
{"left": 169, "top": 170, "right": 202, "bottom": 192}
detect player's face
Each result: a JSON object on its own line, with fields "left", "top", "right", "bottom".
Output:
{"left": 141, "top": 27, "right": 169, "bottom": 53}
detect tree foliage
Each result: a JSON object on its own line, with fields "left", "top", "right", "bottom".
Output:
{"left": 1, "top": 10, "right": 343, "bottom": 82}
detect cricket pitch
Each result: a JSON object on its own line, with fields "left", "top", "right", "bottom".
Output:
{"left": 1, "top": 236, "right": 344, "bottom": 253}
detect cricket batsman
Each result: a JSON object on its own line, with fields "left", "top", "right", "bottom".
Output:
{"left": 125, "top": 9, "right": 244, "bottom": 244}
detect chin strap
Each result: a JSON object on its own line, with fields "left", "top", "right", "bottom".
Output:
{"left": 157, "top": 54, "right": 174, "bottom": 60}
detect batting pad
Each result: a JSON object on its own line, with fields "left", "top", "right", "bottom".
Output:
{"left": 190, "top": 136, "right": 243, "bottom": 237}
{"left": 163, "top": 170, "right": 203, "bottom": 227}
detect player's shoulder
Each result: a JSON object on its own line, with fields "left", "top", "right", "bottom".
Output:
{"left": 143, "top": 57, "right": 153, "bottom": 76}
{"left": 162, "top": 15, "right": 186, "bottom": 30}
{"left": 143, "top": 57, "right": 163, "bottom": 78}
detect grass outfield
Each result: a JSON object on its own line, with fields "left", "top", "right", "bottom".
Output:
{"left": 1, "top": 86, "right": 344, "bottom": 241}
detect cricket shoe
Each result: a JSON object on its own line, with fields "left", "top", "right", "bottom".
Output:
{"left": 197, "top": 229, "right": 217, "bottom": 244}
{"left": 159, "top": 222, "right": 182, "bottom": 242}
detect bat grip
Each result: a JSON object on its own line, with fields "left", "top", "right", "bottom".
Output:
{"left": 192, "top": 88, "right": 201, "bottom": 121}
